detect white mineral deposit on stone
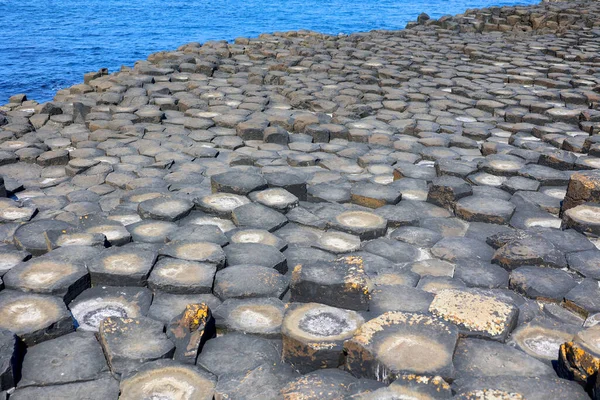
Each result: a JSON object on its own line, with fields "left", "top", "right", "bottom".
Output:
{"left": 140, "top": 376, "right": 195, "bottom": 399}
{"left": 10, "top": 303, "right": 43, "bottom": 325}
{"left": 523, "top": 335, "right": 564, "bottom": 359}
{"left": 524, "top": 218, "right": 562, "bottom": 229}
{"left": 236, "top": 309, "right": 274, "bottom": 329}
{"left": 236, "top": 232, "right": 263, "bottom": 243}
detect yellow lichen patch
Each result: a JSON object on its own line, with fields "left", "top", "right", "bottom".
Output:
{"left": 180, "top": 303, "right": 209, "bottom": 331}
{"left": 429, "top": 289, "right": 515, "bottom": 337}
{"left": 460, "top": 389, "right": 524, "bottom": 400}
{"left": 351, "top": 311, "right": 452, "bottom": 345}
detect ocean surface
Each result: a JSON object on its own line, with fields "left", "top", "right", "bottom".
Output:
{"left": 0, "top": 0, "right": 539, "bottom": 104}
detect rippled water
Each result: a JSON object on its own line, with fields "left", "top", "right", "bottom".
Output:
{"left": 0, "top": 0, "right": 538, "bottom": 104}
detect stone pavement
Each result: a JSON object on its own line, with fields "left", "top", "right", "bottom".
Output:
{"left": 1, "top": 1, "right": 600, "bottom": 398}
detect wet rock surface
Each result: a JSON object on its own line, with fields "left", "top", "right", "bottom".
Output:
{"left": 1, "top": 1, "right": 600, "bottom": 397}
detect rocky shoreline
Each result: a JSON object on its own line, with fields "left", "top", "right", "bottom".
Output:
{"left": 1, "top": 0, "right": 600, "bottom": 398}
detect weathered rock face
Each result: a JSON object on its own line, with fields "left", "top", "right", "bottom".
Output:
{"left": 0, "top": 1, "right": 600, "bottom": 397}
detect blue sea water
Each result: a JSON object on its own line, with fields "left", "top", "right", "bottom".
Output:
{"left": 0, "top": 0, "right": 538, "bottom": 104}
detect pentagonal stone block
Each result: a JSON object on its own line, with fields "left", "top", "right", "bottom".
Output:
{"left": 196, "top": 333, "right": 281, "bottom": 377}
{"left": 19, "top": 331, "right": 107, "bottom": 387}
{"left": 232, "top": 203, "right": 288, "bottom": 232}
{"left": 362, "top": 238, "right": 421, "bottom": 264}
{"left": 69, "top": 286, "right": 152, "bottom": 332}
{"left": 137, "top": 196, "right": 194, "bottom": 221}
{"left": 565, "top": 278, "right": 600, "bottom": 318}
{"left": 290, "top": 256, "right": 372, "bottom": 311}
{"left": 213, "top": 265, "right": 288, "bottom": 300}
{"left": 167, "top": 224, "right": 228, "bottom": 246}
{"left": 344, "top": 311, "right": 458, "bottom": 382}
{"left": 313, "top": 231, "right": 361, "bottom": 254}
{"left": 328, "top": 210, "right": 387, "bottom": 240}
{"left": 99, "top": 316, "right": 174, "bottom": 378}
{"left": 159, "top": 240, "right": 225, "bottom": 267}
{"left": 3, "top": 254, "right": 89, "bottom": 303}
{"left": 432, "top": 237, "right": 495, "bottom": 262}
{"left": 148, "top": 258, "right": 215, "bottom": 294}
{"left": 80, "top": 215, "right": 131, "bottom": 246}
{"left": 453, "top": 338, "right": 555, "bottom": 381}
{"left": 88, "top": 245, "right": 157, "bottom": 286}
{"left": 455, "top": 196, "right": 516, "bottom": 225}
{"left": 167, "top": 304, "right": 216, "bottom": 364}
{"left": 215, "top": 297, "right": 285, "bottom": 338}
{"left": 282, "top": 302, "right": 364, "bottom": 373}
{"left": 0, "top": 290, "right": 73, "bottom": 346}
{"left": 492, "top": 236, "right": 566, "bottom": 269}
{"left": 567, "top": 249, "right": 600, "bottom": 280}
{"left": 215, "top": 363, "right": 298, "bottom": 400}
{"left": 429, "top": 289, "right": 518, "bottom": 342}
{"left": 224, "top": 243, "right": 286, "bottom": 273}
{"left": 509, "top": 266, "right": 576, "bottom": 301}
{"left": 9, "top": 374, "right": 119, "bottom": 400}
{"left": 119, "top": 359, "right": 216, "bottom": 400}
{"left": 211, "top": 171, "right": 267, "bottom": 195}
{"left": 390, "top": 226, "right": 442, "bottom": 248}
{"left": 195, "top": 192, "right": 250, "bottom": 218}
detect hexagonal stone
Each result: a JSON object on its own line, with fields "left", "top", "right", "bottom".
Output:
{"left": 19, "top": 331, "right": 107, "bottom": 387}
{"left": 119, "top": 359, "right": 216, "bottom": 400}
{"left": 232, "top": 203, "right": 288, "bottom": 232}
{"left": 167, "top": 224, "right": 228, "bottom": 246}
{"left": 229, "top": 228, "right": 286, "bottom": 251}
{"left": 3, "top": 253, "right": 90, "bottom": 303}
{"left": 13, "top": 220, "right": 72, "bottom": 256}
{"left": 214, "top": 265, "right": 288, "bottom": 300}
{"left": 480, "top": 154, "right": 525, "bottom": 176}
{"left": 563, "top": 202, "right": 600, "bottom": 236}
{"left": 565, "top": 279, "right": 600, "bottom": 318}
{"left": 215, "top": 297, "right": 285, "bottom": 338}
{"left": 215, "top": 363, "right": 298, "bottom": 400}
{"left": 328, "top": 210, "right": 387, "bottom": 240}
{"left": 126, "top": 219, "right": 178, "bottom": 243}
{"left": 429, "top": 289, "right": 518, "bottom": 341}
{"left": 369, "top": 284, "right": 433, "bottom": 316}
{"left": 99, "top": 317, "right": 174, "bottom": 378}
{"left": 250, "top": 188, "right": 299, "bottom": 211}
{"left": 509, "top": 266, "right": 576, "bottom": 301}
{"left": 224, "top": 243, "right": 286, "bottom": 273}
{"left": 455, "top": 196, "right": 515, "bottom": 225}
{"left": 427, "top": 176, "right": 472, "bottom": 211}
{"left": 453, "top": 376, "right": 589, "bottom": 400}
{"left": 148, "top": 258, "right": 215, "bottom": 294}
{"left": 211, "top": 171, "right": 267, "bottom": 195}
{"left": 264, "top": 171, "right": 308, "bottom": 201}
{"left": 195, "top": 192, "right": 250, "bottom": 218}
{"left": 423, "top": 217, "right": 469, "bottom": 237}
{"left": 313, "top": 231, "right": 361, "bottom": 254}
{"left": 9, "top": 374, "right": 119, "bottom": 400}
{"left": 69, "top": 286, "right": 152, "bottom": 332}
{"left": 519, "top": 164, "right": 569, "bottom": 186}
{"left": 290, "top": 256, "right": 371, "bottom": 311}
{"left": 0, "top": 290, "right": 72, "bottom": 346}
{"left": 159, "top": 240, "right": 225, "bottom": 267}
{"left": 344, "top": 311, "right": 458, "bottom": 382}
{"left": 280, "top": 369, "right": 361, "bottom": 399}
{"left": 88, "top": 245, "right": 157, "bottom": 286}
{"left": 137, "top": 196, "right": 194, "bottom": 221}
{"left": 196, "top": 333, "right": 281, "bottom": 377}
{"left": 409, "top": 259, "right": 455, "bottom": 277}
{"left": 567, "top": 249, "right": 600, "bottom": 280}
{"left": 492, "top": 236, "right": 567, "bottom": 270}
{"left": 509, "top": 318, "right": 578, "bottom": 363}
{"left": 432, "top": 237, "right": 495, "bottom": 262}
{"left": 282, "top": 302, "right": 364, "bottom": 373}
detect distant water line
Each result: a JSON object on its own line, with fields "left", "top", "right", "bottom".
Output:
{"left": 0, "top": 0, "right": 539, "bottom": 103}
